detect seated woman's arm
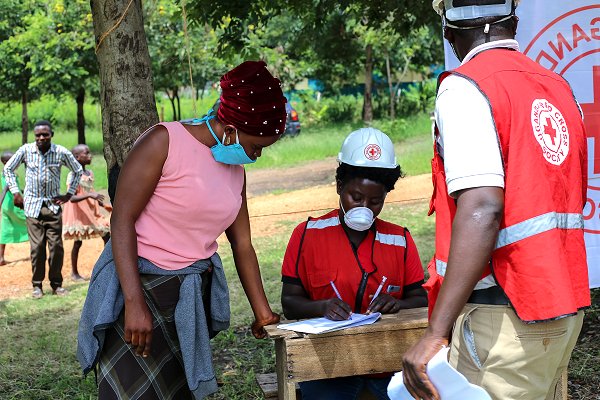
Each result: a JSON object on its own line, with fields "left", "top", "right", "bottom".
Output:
{"left": 280, "top": 223, "right": 352, "bottom": 321}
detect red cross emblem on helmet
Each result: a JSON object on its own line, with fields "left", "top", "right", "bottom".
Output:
{"left": 364, "top": 144, "right": 382, "bottom": 161}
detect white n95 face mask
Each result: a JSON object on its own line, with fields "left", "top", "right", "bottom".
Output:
{"left": 341, "top": 202, "right": 375, "bottom": 231}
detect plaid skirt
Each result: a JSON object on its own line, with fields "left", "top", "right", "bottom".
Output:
{"left": 97, "top": 273, "right": 210, "bottom": 400}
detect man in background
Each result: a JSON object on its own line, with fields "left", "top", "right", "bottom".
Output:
{"left": 4, "top": 120, "right": 83, "bottom": 298}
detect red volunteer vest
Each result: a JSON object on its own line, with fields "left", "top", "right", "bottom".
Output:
{"left": 295, "top": 210, "right": 410, "bottom": 314}
{"left": 426, "top": 49, "right": 590, "bottom": 322}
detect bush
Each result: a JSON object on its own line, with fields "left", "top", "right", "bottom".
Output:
{"left": 292, "top": 92, "right": 362, "bottom": 126}
{"left": 0, "top": 85, "right": 432, "bottom": 134}
{"left": 0, "top": 95, "right": 102, "bottom": 133}
{"left": 291, "top": 91, "right": 330, "bottom": 126}
{"left": 372, "top": 92, "right": 392, "bottom": 120}
{"left": 156, "top": 91, "right": 220, "bottom": 121}
{"left": 396, "top": 79, "right": 437, "bottom": 117}
{"left": 372, "top": 118, "right": 409, "bottom": 141}
{"left": 0, "top": 90, "right": 221, "bottom": 135}
{"left": 292, "top": 80, "right": 436, "bottom": 126}
{"left": 322, "top": 95, "right": 361, "bottom": 123}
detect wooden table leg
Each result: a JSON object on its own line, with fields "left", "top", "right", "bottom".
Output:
{"left": 275, "top": 338, "right": 296, "bottom": 400}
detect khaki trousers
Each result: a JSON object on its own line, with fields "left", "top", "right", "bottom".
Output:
{"left": 26, "top": 206, "right": 64, "bottom": 290}
{"left": 449, "top": 304, "right": 583, "bottom": 400}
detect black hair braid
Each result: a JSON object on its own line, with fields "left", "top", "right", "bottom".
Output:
{"left": 335, "top": 163, "right": 404, "bottom": 192}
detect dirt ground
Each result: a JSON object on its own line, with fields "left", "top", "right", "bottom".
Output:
{"left": 0, "top": 159, "right": 432, "bottom": 300}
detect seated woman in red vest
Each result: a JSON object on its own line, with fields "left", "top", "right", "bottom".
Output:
{"left": 280, "top": 128, "right": 427, "bottom": 400}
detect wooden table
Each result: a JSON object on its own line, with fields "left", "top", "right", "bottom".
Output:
{"left": 264, "top": 308, "right": 429, "bottom": 400}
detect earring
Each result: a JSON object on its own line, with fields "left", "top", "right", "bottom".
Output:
{"left": 225, "top": 137, "right": 231, "bottom": 145}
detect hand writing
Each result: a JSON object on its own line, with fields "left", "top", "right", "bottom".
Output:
{"left": 322, "top": 298, "right": 352, "bottom": 321}
{"left": 366, "top": 293, "right": 401, "bottom": 314}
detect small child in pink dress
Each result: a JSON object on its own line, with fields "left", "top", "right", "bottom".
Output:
{"left": 62, "top": 144, "right": 110, "bottom": 281}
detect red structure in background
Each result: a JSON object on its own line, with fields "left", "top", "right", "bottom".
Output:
{"left": 580, "top": 66, "right": 600, "bottom": 177}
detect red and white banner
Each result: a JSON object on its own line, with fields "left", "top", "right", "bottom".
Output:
{"left": 444, "top": 1, "right": 600, "bottom": 288}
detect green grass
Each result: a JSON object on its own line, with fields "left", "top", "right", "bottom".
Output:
{"left": 156, "top": 93, "right": 220, "bottom": 121}
{"left": 395, "top": 133, "right": 434, "bottom": 177}
{"left": 0, "top": 284, "right": 97, "bottom": 399}
{"left": 1, "top": 113, "right": 432, "bottom": 192}
{"left": 245, "top": 113, "right": 432, "bottom": 171}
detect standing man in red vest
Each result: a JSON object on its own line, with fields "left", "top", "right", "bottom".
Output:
{"left": 401, "top": 1, "right": 590, "bottom": 399}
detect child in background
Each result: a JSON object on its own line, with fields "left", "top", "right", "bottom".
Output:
{"left": 0, "top": 151, "right": 29, "bottom": 265}
{"left": 62, "top": 145, "right": 110, "bottom": 281}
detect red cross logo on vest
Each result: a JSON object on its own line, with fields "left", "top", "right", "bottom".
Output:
{"left": 544, "top": 117, "right": 558, "bottom": 146}
{"left": 531, "top": 99, "right": 570, "bottom": 165}
{"left": 364, "top": 144, "right": 381, "bottom": 160}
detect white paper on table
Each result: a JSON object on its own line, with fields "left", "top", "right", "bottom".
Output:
{"left": 277, "top": 312, "right": 381, "bottom": 334}
{"left": 387, "top": 346, "right": 491, "bottom": 400}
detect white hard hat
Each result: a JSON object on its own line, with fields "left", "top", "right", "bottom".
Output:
{"left": 432, "top": 0, "right": 518, "bottom": 21}
{"left": 338, "top": 128, "right": 397, "bottom": 169}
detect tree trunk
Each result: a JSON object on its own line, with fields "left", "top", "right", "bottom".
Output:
{"left": 90, "top": 0, "right": 158, "bottom": 202}
{"left": 363, "top": 44, "right": 373, "bottom": 123}
{"left": 76, "top": 87, "right": 86, "bottom": 144}
{"left": 175, "top": 89, "right": 181, "bottom": 121}
{"left": 21, "top": 90, "right": 28, "bottom": 145}
{"left": 385, "top": 51, "right": 395, "bottom": 120}
{"left": 167, "top": 90, "right": 176, "bottom": 121}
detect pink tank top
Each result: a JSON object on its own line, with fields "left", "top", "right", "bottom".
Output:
{"left": 135, "top": 122, "right": 244, "bottom": 270}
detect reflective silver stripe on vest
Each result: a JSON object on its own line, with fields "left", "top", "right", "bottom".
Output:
{"left": 375, "top": 232, "right": 406, "bottom": 247}
{"left": 435, "top": 212, "right": 582, "bottom": 290}
{"left": 306, "top": 217, "right": 340, "bottom": 230}
{"left": 435, "top": 258, "right": 497, "bottom": 290}
{"left": 436, "top": 259, "right": 447, "bottom": 276}
{"left": 495, "top": 212, "right": 583, "bottom": 249}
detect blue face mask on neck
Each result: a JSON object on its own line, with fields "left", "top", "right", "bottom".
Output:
{"left": 190, "top": 114, "right": 256, "bottom": 165}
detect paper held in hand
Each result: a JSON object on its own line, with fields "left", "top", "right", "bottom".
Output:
{"left": 387, "top": 346, "right": 491, "bottom": 400}
{"left": 277, "top": 312, "right": 381, "bottom": 335}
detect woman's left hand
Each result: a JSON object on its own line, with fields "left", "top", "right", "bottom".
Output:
{"left": 366, "top": 293, "right": 402, "bottom": 314}
{"left": 251, "top": 311, "right": 280, "bottom": 339}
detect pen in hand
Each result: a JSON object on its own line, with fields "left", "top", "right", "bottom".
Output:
{"left": 330, "top": 280, "right": 352, "bottom": 319}
{"left": 367, "top": 276, "right": 388, "bottom": 312}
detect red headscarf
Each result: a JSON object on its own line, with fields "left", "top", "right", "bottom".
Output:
{"left": 218, "top": 61, "right": 288, "bottom": 136}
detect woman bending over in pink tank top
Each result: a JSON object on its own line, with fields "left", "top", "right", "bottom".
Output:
{"left": 78, "top": 61, "right": 288, "bottom": 400}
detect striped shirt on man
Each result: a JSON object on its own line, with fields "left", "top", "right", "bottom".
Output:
{"left": 3, "top": 143, "right": 83, "bottom": 218}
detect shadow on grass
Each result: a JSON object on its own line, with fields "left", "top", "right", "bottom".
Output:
{"left": 0, "top": 284, "right": 276, "bottom": 400}
{"left": 0, "top": 284, "right": 96, "bottom": 400}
